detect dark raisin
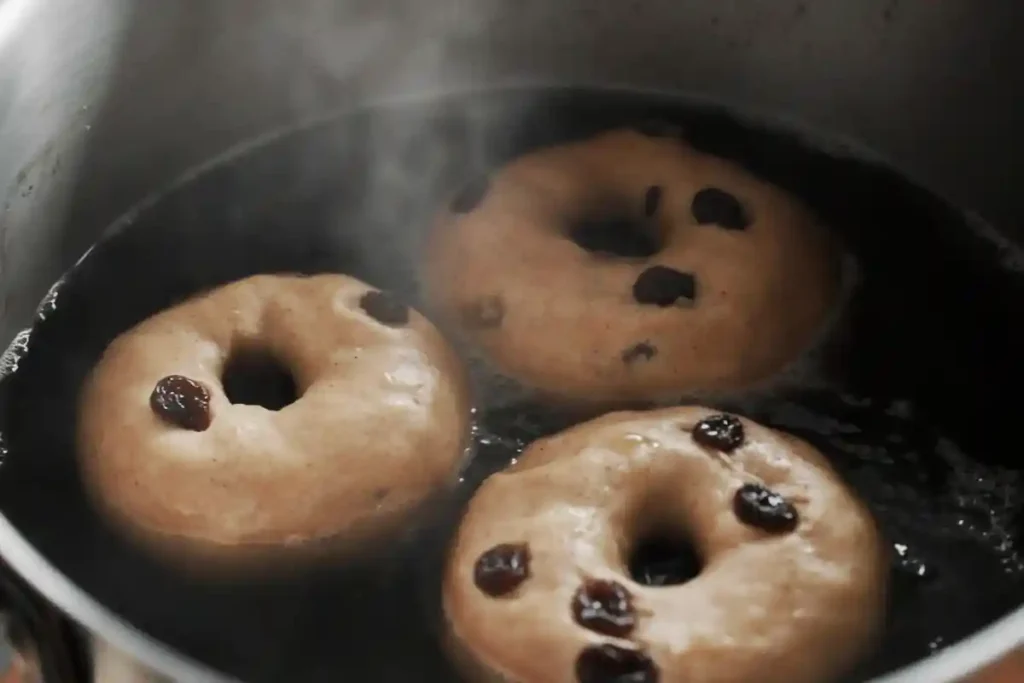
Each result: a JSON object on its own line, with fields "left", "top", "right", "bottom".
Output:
{"left": 632, "top": 266, "right": 697, "bottom": 306}
{"left": 576, "top": 644, "right": 660, "bottom": 683}
{"left": 621, "top": 342, "right": 657, "bottom": 364}
{"left": 691, "top": 188, "right": 750, "bottom": 230}
{"left": 474, "top": 543, "right": 531, "bottom": 597}
{"left": 359, "top": 290, "right": 409, "bottom": 327}
{"left": 571, "top": 579, "right": 637, "bottom": 638}
{"left": 691, "top": 414, "right": 745, "bottom": 452}
{"left": 643, "top": 186, "right": 662, "bottom": 217}
{"left": 461, "top": 296, "right": 505, "bottom": 330}
{"left": 633, "top": 120, "right": 685, "bottom": 140}
{"left": 150, "top": 375, "right": 212, "bottom": 432}
{"left": 450, "top": 175, "right": 490, "bottom": 213}
{"left": 733, "top": 484, "right": 799, "bottom": 533}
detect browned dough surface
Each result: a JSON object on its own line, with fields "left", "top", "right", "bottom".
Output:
{"left": 77, "top": 274, "right": 471, "bottom": 562}
{"left": 426, "top": 130, "right": 841, "bottom": 407}
{"left": 444, "top": 406, "right": 887, "bottom": 683}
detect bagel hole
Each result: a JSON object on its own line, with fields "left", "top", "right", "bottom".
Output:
{"left": 569, "top": 213, "right": 664, "bottom": 259}
{"left": 222, "top": 348, "right": 298, "bottom": 411}
{"left": 627, "top": 530, "right": 702, "bottom": 587}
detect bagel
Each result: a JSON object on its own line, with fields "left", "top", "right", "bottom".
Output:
{"left": 442, "top": 406, "right": 887, "bottom": 683}
{"left": 77, "top": 273, "right": 471, "bottom": 565}
{"left": 425, "top": 129, "right": 842, "bottom": 408}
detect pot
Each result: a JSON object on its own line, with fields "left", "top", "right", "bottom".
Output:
{"left": 0, "top": 1, "right": 1022, "bottom": 682}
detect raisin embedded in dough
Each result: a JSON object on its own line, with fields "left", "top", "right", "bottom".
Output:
{"left": 691, "top": 187, "right": 750, "bottom": 230}
{"left": 733, "top": 483, "right": 799, "bottom": 533}
{"left": 632, "top": 267, "right": 697, "bottom": 307}
{"left": 571, "top": 579, "right": 637, "bottom": 637}
{"left": 474, "top": 543, "right": 532, "bottom": 597}
{"left": 150, "top": 375, "right": 211, "bottom": 432}
{"left": 691, "top": 414, "right": 745, "bottom": 452}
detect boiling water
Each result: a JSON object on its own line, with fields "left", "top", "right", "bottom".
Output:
{"left": 0, "top": 87, "right": 1021, "bottom": 682}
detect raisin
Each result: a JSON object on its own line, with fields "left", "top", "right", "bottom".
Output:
{"left": 691, "top": 188, "right": 750, "bottom": 230}
{"left": 150, "top": 375, "right": 212, "bottom": 432}
{"left": 576, "top": 644, "right": 660, "bottom": 683}
{"left": 571, "top": 579, "right": 637, "bottom": 638}
{"left": 359, "top": 290, "right": 409, "bottom": 327}
{"left": 474, "top": 543, "right": 531, "bottom": 597}
{"left": 733, "top": 484, "right": 799, "bottom": 533}
{"left": 691, "top": 414, "right": 745, "bottom": 452}
{"left": 632, "top": 267, "right": 697, "bottom": 306}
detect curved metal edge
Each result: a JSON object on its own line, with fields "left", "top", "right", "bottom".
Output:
{"left": 0, "top": 514, "right": 236, "bottom": 683}
{"left": 2, "top": 497, "right": 1021, "bottom": 683}
{"left": 874, "top": 609, "right": 1024, "bottom": 683}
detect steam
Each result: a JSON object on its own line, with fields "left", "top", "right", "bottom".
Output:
{"left": 236, "top": 0, "right": 523, "bottom": 272}
{"left": 252, "top": 0, "right": 548, "bottom": 412}
{"left": 285, "top": 0, "right": 499, "bottom": 96}
{"left": 238, "top": 0, "right": 545, "bottom": 294}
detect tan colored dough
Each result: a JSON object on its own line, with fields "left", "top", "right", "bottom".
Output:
{"left": 425, "top": 129, "right": 842, "bottom": 407}
{"left": 77, "top": 274, "right": 471, "bottom": 565}
{"left": 443, "top": 406, "right": 887, "bottom": 683}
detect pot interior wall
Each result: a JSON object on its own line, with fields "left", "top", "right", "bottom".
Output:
{"left": 2, "top": 0, "right": 1023, "bottom": 343}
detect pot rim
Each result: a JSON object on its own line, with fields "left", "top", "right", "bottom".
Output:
{"left": 0, "top": 514, "right": 1020, "bottom": 683}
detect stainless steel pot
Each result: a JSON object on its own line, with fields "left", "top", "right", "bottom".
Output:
{"left": 0, "top": 1, "right": 1021, "bottom": 681}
